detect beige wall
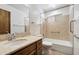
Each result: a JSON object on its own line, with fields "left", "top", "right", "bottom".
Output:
{"left": 52, "top": 15, "right": 70, "bottom": 41}
{"left": 41, "top": 15, "right": 71, "bottom": 41}
{"left": 0, "top": 34, "right": 8, "bottom": 41}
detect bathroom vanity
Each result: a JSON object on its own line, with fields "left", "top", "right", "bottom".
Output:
{"left": 0, "top": 36, "right": 42, "bottom": 55}
{"left": 11, "top": 39, "right": 42, "bottom": 55}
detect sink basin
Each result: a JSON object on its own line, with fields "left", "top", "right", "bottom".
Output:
{"left": 2, "top": 39, "right": 27, "bottom": 47}
{"left": 14, "top": 39, "right": 27, "bottom": 41}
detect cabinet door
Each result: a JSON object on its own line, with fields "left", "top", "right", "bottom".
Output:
{"left": 12, "top": 43, "right": 36, "bottom": 55}
{"left": 37, "top": 39, "right": 42, "bottom": 50}
{"left": 29, "top": 50, "right": 37, "bottom": 55}
{"left": 36, "top": 39, "right": 42, "bottom": 55}
{"left": 37, "top": 48, "right": 42, "bottom": 55}
{"left": 0, "top": 9, "right": 10, "bottom": 34}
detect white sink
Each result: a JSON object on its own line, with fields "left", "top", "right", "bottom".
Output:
{"left": 2, "top": 39, "right": 27, "bottom": 47}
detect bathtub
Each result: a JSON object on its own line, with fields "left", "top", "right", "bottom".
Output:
{"left": 43, "top": 38, "right": 73, "bottom": 55}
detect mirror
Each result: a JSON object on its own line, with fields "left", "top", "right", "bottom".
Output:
{"left": 0, "top": 9, "right": 10, "bottom": 34}
{"left": 0, "top": 7, "right": 30, "bottom": 35}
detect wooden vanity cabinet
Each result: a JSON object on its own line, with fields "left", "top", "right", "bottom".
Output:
{"left": 12, "top": 43, "right": 37, "bottom": 55}
{"left": 36, "top": 39, "right": 42, "bottom": 55}
{"left": 11, "top": 39, "right": 42, "bottom": 55}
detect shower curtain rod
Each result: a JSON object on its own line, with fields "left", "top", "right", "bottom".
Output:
{"left": 44, "top": 4, "right": 73, "bottom": 13}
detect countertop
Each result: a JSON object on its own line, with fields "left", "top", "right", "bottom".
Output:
{"left": 0, "top": 36, "right": 42, "bottom": 55}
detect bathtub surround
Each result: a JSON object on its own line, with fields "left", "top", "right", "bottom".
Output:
{"left": 43, "top": 38, "right": 72, "bottom": 54}
{"left": 46, "top": 15, "right": 70, "bottom": 41}
{"left": 41, "top": 5, "right": 74, "bottom": 42}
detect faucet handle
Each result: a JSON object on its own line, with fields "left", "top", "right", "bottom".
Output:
{"left": 7, "top": 33, "right": 12, "bottom": 41}
{"left": 12, "top": 33, "right": 16, "bottom": 39}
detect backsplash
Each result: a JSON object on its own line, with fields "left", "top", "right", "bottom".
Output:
{"left": 0, "top": 34, "right": 8, "bottom": 41}
{"left": 0, "top": 32, "right": 30, "bottom": 41}
{"left": 15, "top": 32, "right": 30, "bottom": 38}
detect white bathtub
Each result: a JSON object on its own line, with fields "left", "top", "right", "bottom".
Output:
{"left": 43, "top": 38, "right": 73, "bottom": 55}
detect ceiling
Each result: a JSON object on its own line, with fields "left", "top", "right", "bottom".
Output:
{"left": 8, "top": 4, "right": 71, "bottom": 13}
{"left": 39, "top": 4, "right": 71, "bottom": 13}
{"left": 8, "top": 4, "right": 29, "bottom": 13}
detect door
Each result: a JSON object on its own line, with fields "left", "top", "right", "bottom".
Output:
{"left": 73, "top": 19, "right": 79, "bottom": 55}
{"left": 73, "top": 4, "right": 79, "bottom": 54}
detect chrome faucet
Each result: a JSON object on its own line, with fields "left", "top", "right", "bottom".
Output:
{"left": 7, "top": 33, "right": 12, "bottom": 41}
{"left": 7, "top": 33, "right": 16, "bottom": 41}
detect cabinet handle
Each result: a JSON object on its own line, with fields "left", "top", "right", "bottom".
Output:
{"left": 70, "top": 20, "right": 76, "bottom": 33}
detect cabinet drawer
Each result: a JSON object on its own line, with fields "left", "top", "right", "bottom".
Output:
{"left": 37, "top": 39, "right": 42, "bottom": 50}
{"left": 13, "top": 43, "right": 36, "bottom": 55}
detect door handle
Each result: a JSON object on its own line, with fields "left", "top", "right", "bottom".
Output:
{"left": 70, "top": 20, "right": 76, "bottom": 33}
{"left": 74, "top": 34, "right": 79, "bottom": 39}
